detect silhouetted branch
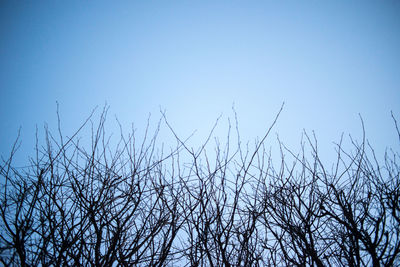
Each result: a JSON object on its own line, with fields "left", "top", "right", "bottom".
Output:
{"left": 0, "top": 106, "right": 399, "bottom": 266}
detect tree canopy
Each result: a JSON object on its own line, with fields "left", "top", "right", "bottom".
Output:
{"left": 1, "top": 109, "right": 399, "bottom": 266}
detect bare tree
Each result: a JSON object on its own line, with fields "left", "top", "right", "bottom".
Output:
{"left": 1, "top": 107, "right": 399, "bottom": 266}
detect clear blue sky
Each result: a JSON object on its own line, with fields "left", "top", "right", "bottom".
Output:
{"left": 1, "top": 1, "right": 400, "bottom": 166}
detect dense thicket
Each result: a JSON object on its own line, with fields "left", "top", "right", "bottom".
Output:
{"left": 1, "top": 109, "right": 399, "bottom": 266}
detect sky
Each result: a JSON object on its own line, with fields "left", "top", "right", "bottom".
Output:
{"left": 1, "top": 1, "right": 400, "bottom": 167}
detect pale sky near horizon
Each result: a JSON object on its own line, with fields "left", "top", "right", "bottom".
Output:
{"left": 1, "top": 1, "right": 400, "bottom": 167}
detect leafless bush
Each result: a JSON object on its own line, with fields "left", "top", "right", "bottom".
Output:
{"left": 1, "top": 107, "right": 399, "bottom": 266}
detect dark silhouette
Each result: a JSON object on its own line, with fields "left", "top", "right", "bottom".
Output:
{"left": 1, "top": 107, "right": 399, "bottom": 266}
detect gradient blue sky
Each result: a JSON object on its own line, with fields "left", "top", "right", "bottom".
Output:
{"left": 1, "top": 1, "right": 400, "bottom": 166}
